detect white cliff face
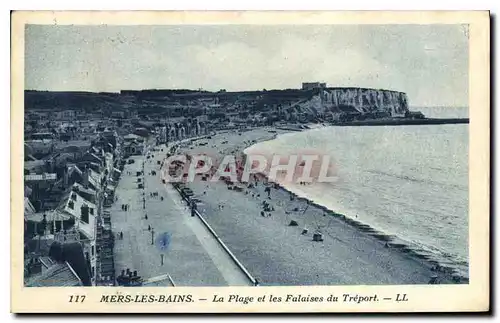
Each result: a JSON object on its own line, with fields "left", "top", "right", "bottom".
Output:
{"left": 299, "top": 95, "right": 324, "bottom": 114}
{"left": 320, "top": 88, "right": 409, "bottom": 116}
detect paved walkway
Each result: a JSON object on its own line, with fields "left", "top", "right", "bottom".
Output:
{"left": 111, "top": 144, "right": 252, "bottom": 286}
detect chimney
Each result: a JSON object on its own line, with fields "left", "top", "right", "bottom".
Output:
{"left": 83, "top": 166, "right": 90, "bottom": 188}
{"left": 64, "top": 165, "right": 71, "bottom": 187}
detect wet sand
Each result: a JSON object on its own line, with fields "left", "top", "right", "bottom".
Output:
{"left": 168, "top": 127, "right": 460, "bottom": 286}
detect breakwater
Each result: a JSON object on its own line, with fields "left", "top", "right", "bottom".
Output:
{"left": 334, "top": 118, "right": 469, "bottom": 127}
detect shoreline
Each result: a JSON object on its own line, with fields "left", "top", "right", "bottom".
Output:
{"left": 248, "top": 176, "right": 469, "bottom": 283}
{"left": 168, "top": 127, "right": 468, "bottom": 285}
{"left": 332, "top": 118, "right": 469, "bottom": 127}
{"left": 241, "top": 127, "right": 469, "bottom": 282}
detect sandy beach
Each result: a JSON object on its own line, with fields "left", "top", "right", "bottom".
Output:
{"left": 166, "top": 127, "right": 462, "bottom": 286}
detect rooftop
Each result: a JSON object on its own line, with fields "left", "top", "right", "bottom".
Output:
{"left": 25, "top": 261, "right": 83, "bottom": 287}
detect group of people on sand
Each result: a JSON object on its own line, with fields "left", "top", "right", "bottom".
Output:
{"left": 260, "top": 200, "right": 275, "bottom": 217}
{"left": 121, "top": 204, "right": 130, "bottom": 211}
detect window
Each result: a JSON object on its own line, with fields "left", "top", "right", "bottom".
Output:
{"left": 91, "top": 245, "right": 95, "bottom": 256}
{"left": 89, "top": 207, "right": 94, "bottom": 215}
{"left": 68, "top": 200, "right": 74, "bottom": 210}
{"left": 91, "top": 266, "right": 95, "bottom": 278}
{"left": 81, "top": 205, "right": 89, "bottom": 224}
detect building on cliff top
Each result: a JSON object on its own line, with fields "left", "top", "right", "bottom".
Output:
{"left": 302, "top": 82, "right": 327, "bottom": 90}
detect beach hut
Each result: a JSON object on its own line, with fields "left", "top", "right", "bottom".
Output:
{"left": 312, "top": 232, "right": 324, "bottom": 242}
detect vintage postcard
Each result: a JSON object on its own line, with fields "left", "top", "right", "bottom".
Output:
{"left": 11, "top": 11, "right": 490, "bottom": 313}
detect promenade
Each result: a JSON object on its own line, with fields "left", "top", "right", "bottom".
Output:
{"left": 110, "top": 144, "right": 252, "bottom": 286}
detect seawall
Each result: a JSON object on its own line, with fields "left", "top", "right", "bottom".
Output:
{"left": 334, "top": 118, "right": 469, "bottom": 126}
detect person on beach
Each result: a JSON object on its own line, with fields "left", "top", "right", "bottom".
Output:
{"left": 265, "top": 186, "right": 271, "bottom": 198}
{"left": 120, "top": 231, "right": 123, "bottom": 239}
{"left": 145, "top": 214, "right": 148, "bottom": 220}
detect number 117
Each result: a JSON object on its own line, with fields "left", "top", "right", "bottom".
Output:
{"left": 69, "top": 295, "right": 86, "bottom": 303}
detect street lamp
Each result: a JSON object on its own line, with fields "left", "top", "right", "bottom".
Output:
{"left": 151, "top": 228, "right": 155, "bottom": 245}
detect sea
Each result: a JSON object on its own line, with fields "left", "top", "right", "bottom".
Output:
{"left": 247, "top": 107, "right": 469, "bottom": 278}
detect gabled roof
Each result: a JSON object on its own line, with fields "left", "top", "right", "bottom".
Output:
{"left": 58, "top": 190, "right": 97, "bottom": 220}
{"left": 83, "top": 152, "right": 103, "bottom": 165}
{"left": 39, "top": 256, "right": 56, "bottom": 269}
{"left": 67, "top": 164, "right": 83, "bottom": 177}
{"left": 25, "top": 261, "right": 83, "bottom": 287}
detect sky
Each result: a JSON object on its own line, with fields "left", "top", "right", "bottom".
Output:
{"left": 25, "top": 24, "right": 469, "bottom": 107}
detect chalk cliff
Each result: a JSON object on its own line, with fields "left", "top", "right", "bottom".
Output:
{"left": 319, "top": 87, "right": 409, "bottom": 116}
